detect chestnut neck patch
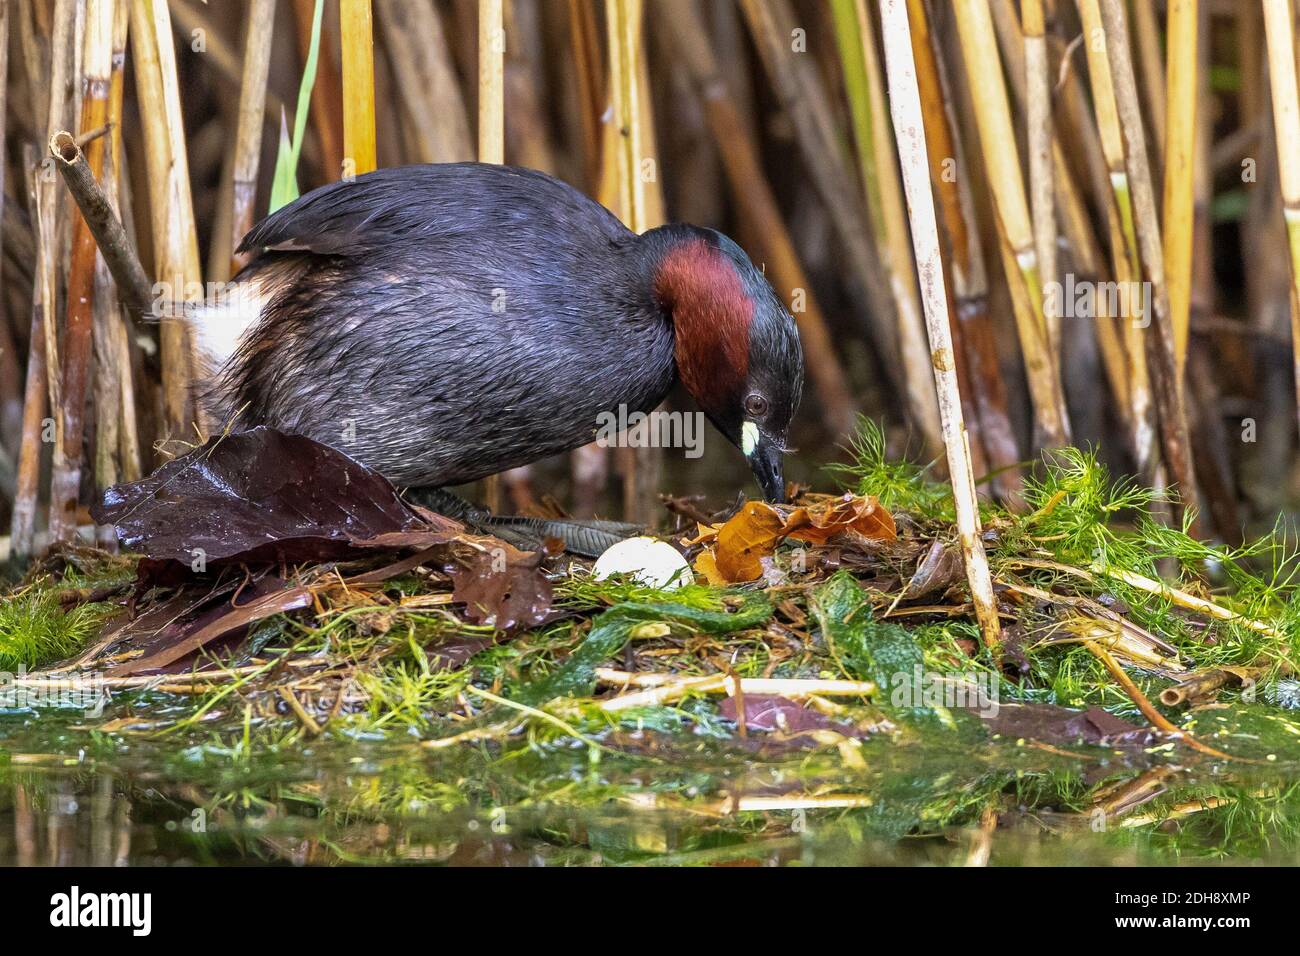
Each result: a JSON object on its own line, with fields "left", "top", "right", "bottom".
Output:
{"left": 652, "top": 238, "right": 753, "bottom": 413}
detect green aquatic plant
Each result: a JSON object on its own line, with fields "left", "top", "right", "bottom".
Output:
{"left": 0, "top": 583, "right": 112, "bottom": 672}
{"left": 826, "top": 417, "right": 954, "bottom": 520}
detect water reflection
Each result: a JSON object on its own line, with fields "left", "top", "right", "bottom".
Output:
{"left": 4, "top": 752, "right": 1300, "bottom": 866}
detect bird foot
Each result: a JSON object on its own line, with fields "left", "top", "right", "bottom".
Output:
{"left": 403, "top": 487, "right": 642, "bottom": 558}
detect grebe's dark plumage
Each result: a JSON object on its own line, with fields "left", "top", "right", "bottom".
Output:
{"left": 195, "top": 163, "right": 803, "bottom": 501}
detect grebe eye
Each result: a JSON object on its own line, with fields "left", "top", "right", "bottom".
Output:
{"left": 744, "top": 393, "right": 769, "bottom": 417}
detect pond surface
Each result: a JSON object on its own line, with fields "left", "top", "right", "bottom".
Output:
{"left": 3, "top": 692, "right": 1299, "bottom": 866}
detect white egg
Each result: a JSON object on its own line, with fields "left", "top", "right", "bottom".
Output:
{"left": 592, "top": 536, "right": 694, "bottom": 590}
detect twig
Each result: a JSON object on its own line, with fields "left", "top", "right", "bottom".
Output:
{"left": 276, "top": 686, "right": 322, "bottom": 735}
{"left": 1085, "top": 640, "right": 1255, "bottom": 762}
{"left": 1094, "top": 562, "right": 1283, "bottom": 639}
{"left": 595, "top": 669, "right": 876, "bottom": 709}
{"left": 48, "top": 132, "right": 153, "bottom": 318}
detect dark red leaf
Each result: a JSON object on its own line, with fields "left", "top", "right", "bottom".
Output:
{"left": 983, "top": 702, "right": 1150, "bottom": 746}
{"left": 449, "top": 549, "right": 556, "bottom": 633}
{"left": 104, "top": 575, "right": 313, "bottom": 677}
{"left": 91, "top": 428, "right": 462, "bottom": 572}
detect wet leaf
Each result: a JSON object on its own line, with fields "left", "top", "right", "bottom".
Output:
{"left": 710, "top": 502, "right": 787, "bottom": 582}
{"left": 449, "top": 549, "right": 555, "bottom": 633}
{"left": 983, "top": 702, "right": 1148, "bottom": 746}
{"left": 103, "top": 575, "right": 313, "bottom": 677}
{"left": 91, "top": 427, "right": 463, "bottom": 572}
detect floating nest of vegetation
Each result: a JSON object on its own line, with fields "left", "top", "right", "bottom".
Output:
{"left": 3, "top": 422, "right": 1300, "bottom": 856}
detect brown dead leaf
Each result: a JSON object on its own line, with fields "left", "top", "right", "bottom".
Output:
{"left": 693, "top": 495, "right": 896, "bottom": 584}
{"left": 699, "top": 502, "right": 785, "bottom": 582}
{"left": 104, "top": 576, "right": 314, "bottom": 677}
{"left": 449, "top": 549, "right": 556, "bottom": 633}
{"left": 783, "top": 494, "right": 896, "bottom": 545}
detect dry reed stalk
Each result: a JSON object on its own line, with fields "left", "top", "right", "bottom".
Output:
{"left": 831, "top": 0, "right": 943, "bottom": 462}
{"left": 1098, "top": 0, "right": 1199, "bottom": 533}
{"left": 478, "top": 0, "right": 505, "bottom": 514}
{"left": 1049, "top": 39, "right": 1136, "bottom": 434}
{"left": 1263, "top": 0, "right": 1300, "bottom": 442}
{"left": 130, "top": 0, "right": 202, "bottom": 441}
{"left": 11, "top": 0, "right": 78, "bottom": 559}
{"left": 565, "top": 0, "right": 609, "bottom": 515}
{"left": 0, "top": 0, "right": 12, "bottom": 452}
{"left": 879, "top": 0, "right": 1001, "bottom": 648}
{"left": 167, "top": 1, "right": 284, "bottom": 120}
{"left": 110, "top": 13, "right": 140, "bottom": 486}
{"left": 738, "top": 0, "right": 902, "bottom": 398}
{"left": 905, "top": 0, "right": 1021, "bottom": 501}
{"left": 605, "top": 0, "right": 645, "bottom": 233}
{"left": 1239, "top": 2, "right": 1264, "bottom": 123}
{"left": 48, "top": 0, "right": 114, "bottom": 543}
{"left": 953, "top": 0, "right": 1070, "bottom": 449}
{"left": 1022, "top": 0, "right": 1058, "bottom": 359}
{"left": 11, "top": 185, "right": 48, "bottom": 558}
{"left": 228, "top": 0, "right": 275, "bottom": 274}
{"left": 340, "top": 0, "right": 376, "bottom": 176}
{"left": 1163, "top": 0, "right": 1196, "bottom": 380}
{"left": 566, "top": 0, "right": 604, "bottom": 190}
{"left": 1076, "top": 0, "right": 1158, "bottom": 479}
{"left": 478, "top": 0, "right": 505, "bottom": 164}
{"left": 504, "top": 1, "right": 559, "bottom": 172}
{"left": 374, "top": 0, "right": 472, "bottom": 164}
{"left": 632, "top": 3, "right": 666, "bottom": 504}
{"left": 993, "top": 13, "right": 1134, "bottom": 432}
{"left": 1131, "top": 0, "right": 1167, "bottom": 173}
{"left": 604, "top": 0, "right": 659, "bottom": 522}
{"left": 659, "top": 0, "right": 857, "bottom": 439}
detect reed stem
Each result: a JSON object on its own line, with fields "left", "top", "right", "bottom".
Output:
{"left": 1098, "top": 0, "right": 1199, "bottom": 533}
{"left": 340, "top": 0, "right": 377, "bottom": 177}
{"left": 879, "top": 0, "right": 1001, "bottom": 648}
{"left": 1263, "top": 0, "right": 1300, "bottom": 444}
{"left": 831, "top": 0, "right": 943, "bottom": 462}
{"left": 229, "top": 0, "right": 275, "bottom": 274}
{"left": 953, "top": 0, "right": 1070, "bottom": 448}
{"left": 130, "top": 0, "right": 202, "bottom": 440}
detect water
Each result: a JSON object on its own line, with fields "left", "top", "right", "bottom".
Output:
{"left": 4, "top": 693, "right": 1300, "bottom": 865}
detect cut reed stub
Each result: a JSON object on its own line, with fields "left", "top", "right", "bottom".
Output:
{"left": 48, "top": 131, "right": 154, "bottom": 323}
